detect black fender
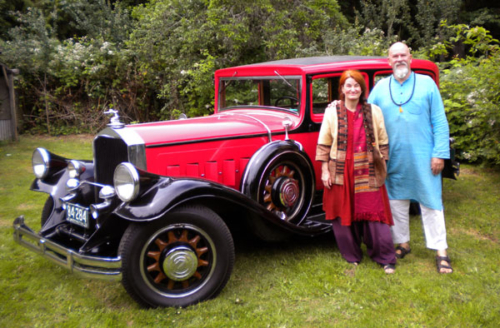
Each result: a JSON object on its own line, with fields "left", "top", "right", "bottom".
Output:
{"left": 240, "top": 139, "right": 316, "bottom": 225}
{"left": 31, "top": 160, "right": 95, "bottom": 233}
{"left": 113, "top": 177, "right": 326, "bottom": 237}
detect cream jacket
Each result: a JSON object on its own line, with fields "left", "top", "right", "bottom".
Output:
{"left": 316, "top": 103, "right": 389, "bottom": 161}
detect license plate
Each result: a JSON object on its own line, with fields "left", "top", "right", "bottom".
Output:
{"left": 66, "top": 203, "right": 90, "bottom": 228}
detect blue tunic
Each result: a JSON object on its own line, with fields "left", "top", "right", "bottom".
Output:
{"left": 368, "top": 72, "right": 450, "bottom": 210}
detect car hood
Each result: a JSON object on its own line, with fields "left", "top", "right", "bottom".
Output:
{"left": 122, "top": 109, "right": 300, "bottom": 146}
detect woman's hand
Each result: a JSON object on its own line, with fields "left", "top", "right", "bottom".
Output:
{"left": 321, "top": 162, "right": 332, "bottom": 189}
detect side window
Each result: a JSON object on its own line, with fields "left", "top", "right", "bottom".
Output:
{"left": 311, "top": 75, "right": 341, "bottom": 115}
{"left": 311, "top": 78, "right": 329, "bottom": 114}
{"left": 311, "top": 72, "right": 367, "bottom": 122}
{"left": 373, "top": 72, "right": 392, "bottom": 87}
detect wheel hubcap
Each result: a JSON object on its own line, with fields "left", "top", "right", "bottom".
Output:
{"left": 163, "top": 246, "right": 198, "bottom": 281}
{"left": 272, "top": 177, "right": 299, "bottom": 207}
{"left": 263, "top": 164, "right": 302, "bottom": 221}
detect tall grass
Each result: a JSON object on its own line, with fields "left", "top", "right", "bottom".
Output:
{"left": 1, "top": 135, "right": 499, "bottom": 327}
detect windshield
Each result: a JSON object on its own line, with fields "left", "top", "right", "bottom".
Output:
{"left": 218, "top": 76, "right": 301, "bottom": 114}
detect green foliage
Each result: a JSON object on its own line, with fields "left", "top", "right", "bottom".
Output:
{"left": 323, "top": 24, "right": 397, "bottom": 56}
{"left": 409, "top": 0, "right": 461, "bottom": 49}
{"left": 0, "top": 1, "right": 147, "bottom": 134}
{"left": 127, "top": 0, "right": 349, "bottom": 118}
{"left": 64, "top": 0, "right": 133, "bottom": 44}
{"left": 438, "top": 23, "right": 500, "bottom": 165}
{"left": 356, "top": 0, "right": 412, "bottom": 40}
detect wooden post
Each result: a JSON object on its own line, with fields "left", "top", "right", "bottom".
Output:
{"left": 8, "top": 68, "right": 19, "bottom": 141}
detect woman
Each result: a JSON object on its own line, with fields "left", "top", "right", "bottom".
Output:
{"left": 316, "top": 70, "right": 396, "bottom": 273}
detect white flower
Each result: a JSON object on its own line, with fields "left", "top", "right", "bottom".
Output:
{"left": 467, "top": 91, "right": 477, "bottom": 104}
{"left": 100, "top": 42, "right": 110, "bottom": 52}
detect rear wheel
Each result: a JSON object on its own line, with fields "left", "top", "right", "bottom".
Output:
{"left": 254, "top": 153, "right": 314, "bottom": 224}
{"left": 119, "top": 205, "right": 234, "bottom": 308}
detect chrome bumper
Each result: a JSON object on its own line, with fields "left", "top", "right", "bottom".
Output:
{"left": 13, "top": 216, "right": 122, "bottom": 281}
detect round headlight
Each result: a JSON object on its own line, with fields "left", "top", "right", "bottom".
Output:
{"left": 32, "top": 148, "right": 50, "bottom": 179}
{"left": 114, "top": 163, "right": 140, "bottom": 202}
{"left": 67, "top": 160, "right": 85, "bottom": 178}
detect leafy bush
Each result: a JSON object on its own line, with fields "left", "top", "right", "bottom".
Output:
{"left": 437, "top": 24, "right": 500, "bottom": 165}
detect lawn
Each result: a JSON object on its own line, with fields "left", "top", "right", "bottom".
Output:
{"left": 1, "top": 135, "right": 499, "bottom": 327}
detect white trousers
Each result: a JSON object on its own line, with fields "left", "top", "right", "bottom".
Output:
{"left": 390, "top": 199, "right": 448, "bottom": 250}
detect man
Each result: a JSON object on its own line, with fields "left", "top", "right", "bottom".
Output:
{"left": 368, "top": 42, "right": 453, "bottom": 274}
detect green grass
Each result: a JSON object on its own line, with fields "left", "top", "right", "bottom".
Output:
{"left": 1, "top": 135, "right": 499, "bottom": 327}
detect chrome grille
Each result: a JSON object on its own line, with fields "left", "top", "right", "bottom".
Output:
{"left": 94, "top": 136, "right": 128, "bottom": 186}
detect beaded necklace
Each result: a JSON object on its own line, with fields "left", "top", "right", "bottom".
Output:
{"left": 389, "top": 72, "right": 416, "bottom": 113}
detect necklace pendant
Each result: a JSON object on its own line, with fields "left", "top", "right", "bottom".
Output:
{"left": 399, "top": 106, "right": 403, "bottom": 113}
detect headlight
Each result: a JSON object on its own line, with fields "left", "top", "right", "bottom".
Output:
{"left": 67, "top": 160, "right": 85, "bottom": 178}
{"left": 32, "top": 148, "right": 68, "bottom": 179}
{"left": 32, "top": 148, "right": 50, "bottom": 179}
{"left": 114, "top": 163, "right": 140, "bottom": 202}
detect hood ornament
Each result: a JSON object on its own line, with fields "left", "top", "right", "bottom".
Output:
{"left": 104, "top": 109, "right": 125, "bottom": 129}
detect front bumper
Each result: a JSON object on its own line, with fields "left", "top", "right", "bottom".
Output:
{"left": 13, "top": 216, "right": 122, "bottom": 281}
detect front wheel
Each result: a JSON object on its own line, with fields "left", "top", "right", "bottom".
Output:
{"left": 118, "top": 205, "right": 234, "bottom": 308}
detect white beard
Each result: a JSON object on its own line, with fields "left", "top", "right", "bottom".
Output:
{"left": 394, "top": 65, "right": 409, "bottom": 80}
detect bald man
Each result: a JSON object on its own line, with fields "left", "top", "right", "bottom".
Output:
{"left": 368, "top": 42, "right": 453, "bottom": 274}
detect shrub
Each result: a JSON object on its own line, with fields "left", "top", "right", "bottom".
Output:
{"left": 438, "top": 24, "right": 500, "bottom": 165}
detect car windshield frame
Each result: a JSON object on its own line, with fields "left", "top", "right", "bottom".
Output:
{"left": 218, "top": 75, "right": 302, "bottom": 115}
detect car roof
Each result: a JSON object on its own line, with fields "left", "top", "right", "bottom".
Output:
{"left": 246, "top": 56, "right": 385, "bottom": 66}
{"left": 215, "top": 56, "right": 438, "bottom": 77}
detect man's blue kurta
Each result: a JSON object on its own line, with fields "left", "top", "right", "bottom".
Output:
{"left": 368, "top": 72, "right": 450, "bottom": 210}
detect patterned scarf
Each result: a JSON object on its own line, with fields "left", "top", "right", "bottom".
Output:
{"left": 334, "top": 101, "right": 378, "bottom": 192}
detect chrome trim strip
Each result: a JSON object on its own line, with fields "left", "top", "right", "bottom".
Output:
{"left": 13, "top": 216, "right": 122, "bottom": 280}
{"left": 221, "top": 113, "right": 272, "bottom": 143}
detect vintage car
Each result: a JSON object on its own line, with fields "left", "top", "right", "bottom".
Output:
{"left": 13, "top": 56, "right": 459, "bottom": 308}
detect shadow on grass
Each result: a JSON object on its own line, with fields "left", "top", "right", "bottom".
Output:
{"left": 232, "top": 227, "right": 337, "bottom": 257}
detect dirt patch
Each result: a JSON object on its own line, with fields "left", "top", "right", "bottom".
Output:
{"left": 459, "top": 167, "right": 480, "bottom": 176}
{"left": 451, "top": 226, "right": 498, "bottom": 244}
{"left": 17, "top": 204, "right": 41, "bottom": 211}
{"left": 0, "top": 218, "right": 13, "bottom": 227}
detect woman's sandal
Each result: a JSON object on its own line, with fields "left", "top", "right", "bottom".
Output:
{"left": 395, "top": 245, "right": 411, "bottom": 259}
{"left": 436, "top": 256, "right": 453, "bottom": 274}
{"left": 383, "top": 264, "right": 396, "bottom": 274}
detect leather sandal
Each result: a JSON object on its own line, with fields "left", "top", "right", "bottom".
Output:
{"left": 436, "top": 256, "right": 453, "bottom": 274}
{"left": 395, "top": 245, "right": 411, "bottom": 259}
{"left": 383, "top": 264, "right": 396, "bottom": 274}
